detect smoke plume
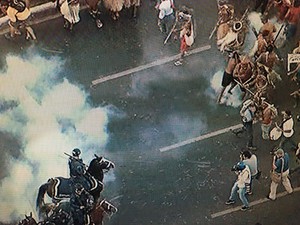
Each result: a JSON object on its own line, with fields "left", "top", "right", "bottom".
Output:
{"left": 0, "top": 53, "right": 109, "bottom": 222}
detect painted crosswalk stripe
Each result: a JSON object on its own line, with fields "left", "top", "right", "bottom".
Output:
{"left": 159, "top": 123, "right": 243, "bottom": 152}
{"left": 210, "top": 187, "right": 300, "bottom": 219}
{"left": 91, "top": 45, "right": 211, "bottom": 86}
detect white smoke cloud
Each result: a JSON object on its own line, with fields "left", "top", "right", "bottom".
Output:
{"left": 0, "top": 54, "right": 110, "bottom": 222}
{"left": 210, "top": 70, "right": 242, "bottom": 107}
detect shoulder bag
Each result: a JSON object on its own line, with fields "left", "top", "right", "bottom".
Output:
{"left": 270, "top": 158, "right": 284, "bottom": 183}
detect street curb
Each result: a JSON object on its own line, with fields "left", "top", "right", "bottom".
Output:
{"left": 0, "top": 2, "right": 55, "bottom": 26}
{"left": 0, "top": 2, "right": 88, "bottom": 35}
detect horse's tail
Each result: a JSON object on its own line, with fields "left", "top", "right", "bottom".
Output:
{"left": 36, "top": 182, "right": 49, "bottom": 211}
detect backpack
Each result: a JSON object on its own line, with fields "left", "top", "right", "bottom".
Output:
{"left": 239, "top": 99, "right": 253, "bottom": 117}
{"left": 9, "top": 0, "right": 26, "bottom": 12}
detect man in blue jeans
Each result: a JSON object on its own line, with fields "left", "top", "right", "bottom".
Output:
{"left": 225, "top": 161, "right": 251, "bottom": 211}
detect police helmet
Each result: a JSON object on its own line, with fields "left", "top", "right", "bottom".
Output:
{"left": 236, "top": 161, "right": 246, "bottom": 171}
{"left": 72, "top": 148, "right": 81, "bottom": 157}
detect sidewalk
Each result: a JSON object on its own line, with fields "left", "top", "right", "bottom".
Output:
{"left": 0, "top": 2, "right": 88, "bottom": 35}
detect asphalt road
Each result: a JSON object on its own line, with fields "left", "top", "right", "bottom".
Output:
{"left": 0, "top": 0, "right": 300, "bottom": 224}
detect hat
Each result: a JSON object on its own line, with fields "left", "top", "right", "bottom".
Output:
{"left": 236, "top": 161, "right": 246, "bottom": 170}
{"left": 275, "top": 148, "right": 284, "bottom": 156}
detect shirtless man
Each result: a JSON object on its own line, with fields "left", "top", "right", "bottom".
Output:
{"left": 259, "top": 18, "right": 277, "bottom": 45}
{"left": 217, "top": 51, "right": 240, "bottom": 103}
{"left": 260, "top": 101, "right": 275, "bottom": 139}
{"left": 256, "top": 45, "right": 280, "bottom": 70}
{"left": 284, "top": 5, "right": 300, "bottom": 40}
{"left": 231, "top": 56, "right": 255, "bottom": 99}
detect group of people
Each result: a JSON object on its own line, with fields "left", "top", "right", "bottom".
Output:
{"left": 226, "top": 147, "right": 293, "bottom": 211}
{"left": 67, "top": 148, "right": 96, "bottom": 225}
{"left": 0, "top": 0, "right": 37, "bottom": 40}
{"left": 155, "top": 0, "right": 195, "bottom": 66}
{"left": 214, "top": 0, "right": 300, "bottom": 213}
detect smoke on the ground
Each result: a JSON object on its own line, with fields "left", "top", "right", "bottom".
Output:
{"left": 0, "top": 53, "right": 110, "bottom": 222}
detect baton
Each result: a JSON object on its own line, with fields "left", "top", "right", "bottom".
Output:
{"left": 64, "top": 152, "right": 88, "bottom": 168}
{"left": 164, "top": 13, "right": 179, "bottom": 45}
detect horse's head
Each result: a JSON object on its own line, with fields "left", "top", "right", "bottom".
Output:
{"left": 99, "top": 200, "right": 118, "bottom": 215}
{"left": 92, "top": 154, "right": 115, "bottom": 171}
{"left": 18, "top": 213, "right": 38, "bottom": 225}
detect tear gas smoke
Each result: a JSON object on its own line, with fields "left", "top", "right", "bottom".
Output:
{"left": 0, "top": 54, "right": 109, "bottom": 222}
{"left": 210, "top": 70, "right": 242, "bottom": 107}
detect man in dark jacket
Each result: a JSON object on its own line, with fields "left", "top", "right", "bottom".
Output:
{"left": 70, "top": 183, "right": 94, "bottom": 225}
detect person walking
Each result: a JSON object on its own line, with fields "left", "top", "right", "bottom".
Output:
{"left": 217, "top": 51, "right": 240, "bottom": 103}
{"left": 241, "top": 150, "right": 259, "bottom": 195}
{"left": 157, "top": 0, "right": 175, "bottom": 34}
{"left": 260, "top": 101, "right": 275, "bottom": 140}
{"left": 267, "top": 148, "right": 293, "bottom": 200}
{"left": 174, "top": 17, "right": 194, "bottom": 66}
{"left": 225, "top": 161, "right": 251, "bottom": 211}
{"left": 278, "top": 110, "right": 297, "bottom": 151}
{"left": 232, "top": 100, "right": 257, "bottom": 150}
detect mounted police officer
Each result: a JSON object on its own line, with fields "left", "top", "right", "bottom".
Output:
{"left": 70, "top": 183, "right": 94, "bottom": 225}
{"left": 69, "top": 148, "right": 86, "bottom": 179}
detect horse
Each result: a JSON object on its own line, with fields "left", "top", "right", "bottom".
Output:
{"left": 38, "top": 199, "right": 117, "bottom": 225}
{"left": 36, "top": 155, "right": 114, "bottom": 213}
{"left": 18, "top": 213, "right": 38, "bottom": 225}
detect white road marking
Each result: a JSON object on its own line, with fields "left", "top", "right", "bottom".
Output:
{"left": 90, "top": 45, "right": 211, "bottom": 87}
{"left": 211, "top": 186, "right": 300, "bottom": 219}
{"left": 159, "top": 123, "right": 243, "bottom": 152}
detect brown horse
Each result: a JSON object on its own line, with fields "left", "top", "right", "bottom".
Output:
{"left": 18, "top": 213, "right": 38, "bottom": 225}
{"left": 90, "top": 199, "right": 118, "bottom": 225}
{"left": 38, "top": 199, "right": 117, "bottom": 225}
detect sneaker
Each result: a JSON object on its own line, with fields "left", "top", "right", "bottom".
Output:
{"left": 225, "top": 199, "right": 235, "bottom": 205}
{"left": 4, "top": 33, "right": 14, "bottom": 40}
{"left": 241, "top": 206, "right": 249, "bottom": 211}
{"left": 174, "top": 60, "right": 183, "bottom": 66}
{"left": 266, "top": 195, "right": 275, "bottom": 201}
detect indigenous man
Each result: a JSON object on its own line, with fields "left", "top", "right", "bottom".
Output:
{"left": 267, "top": 148, "right": 293, "bottom": 200}
{"left": 277, "top": 110, "right": 297, "bottom": 151}
{"left": 254, "top": 0, "right": 270, "bottom": 14}
{"left": 174, "top": 17, "right": 194, "bottom": 66}
{"left": 70, "top": 183, "right": 94, "bottom": 225}
{"left": 225, "top": 161, "right": 251, "bottom": 211}
{"left": 0, "top": 0, "right": 36, "bottom": 40}
{"left": 217, "top": 51, "right": 240, "bottom": 103}
{"left": 259, "top": 17, "right": 277, "bottom": 45}
{"left": 54, "top": 0, "right": 80, "bottom": 31}
{"left": 260, "top": 101, "right": 275, "bottom": 139}
{"left": 284, "top": 5, "right": 300, "bottom": 40}
{"left": 230, "top": 56, "right": 255, "bottom": 99}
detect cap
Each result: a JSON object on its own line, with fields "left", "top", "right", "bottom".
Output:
{"left": 236, "top": 161, "right": 246, "bottom": 170}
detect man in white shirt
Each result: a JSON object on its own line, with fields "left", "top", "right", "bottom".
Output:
{"left": 157, "top": 0, "right": 175, "bottom": 33}
{"left": 241, "top": 150, "right": 259, "bottom": 195}
{"left": 225, "top": 161, "right": 251, "bottom": 211}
